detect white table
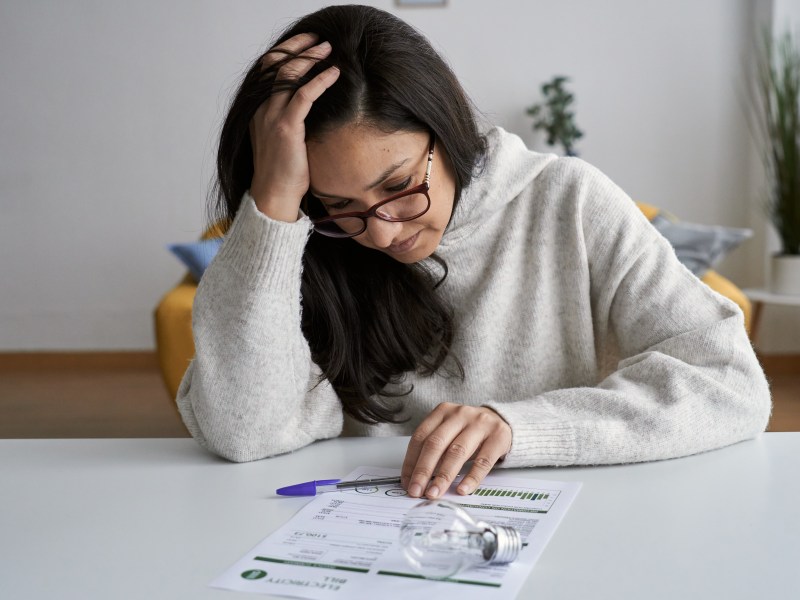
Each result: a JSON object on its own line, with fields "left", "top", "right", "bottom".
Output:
{"left": 1, "top": 435, "right": 798, "bottom": 599}
{"left": 742, "top": 287, "right": 800, "bottom": 346}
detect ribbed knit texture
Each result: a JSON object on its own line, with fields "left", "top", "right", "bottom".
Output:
{"left": 177, "top": 127, "right": 771, "bottom": 465}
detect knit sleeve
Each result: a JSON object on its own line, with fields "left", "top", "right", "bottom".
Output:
{"left": 176, "top": 193, "right": 343, "bottom": 462}
{"left": 486, "top": 162, "right": 771, "bottom": 467}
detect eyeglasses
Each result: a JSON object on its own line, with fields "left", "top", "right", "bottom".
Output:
{"left": 310, "top": 133, "right": 436, "bottom": 238}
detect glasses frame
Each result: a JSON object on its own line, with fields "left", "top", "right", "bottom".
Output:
{"left": 310, "top": 133, "right": 436, "bottom": 238}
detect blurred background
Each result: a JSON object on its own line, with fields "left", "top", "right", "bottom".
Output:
{"left": 1, "top": 0, "right": 797, "bottom": 436}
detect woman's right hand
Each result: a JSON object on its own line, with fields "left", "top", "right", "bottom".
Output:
{"left": 249, "top": 33, "right": 340, "bottom": 222}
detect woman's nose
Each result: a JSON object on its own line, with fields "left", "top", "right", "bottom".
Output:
{"left": 365, "top": 217, "right": 403, "bottom": 248}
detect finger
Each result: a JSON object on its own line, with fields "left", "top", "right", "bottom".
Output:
{"left": 251, "top": 65, "right": 338, "bottom": 142}
{"left": 424, "top": 428, "right": 486, "bottom": 500}
{"left": 261, "top": 32, "right": 319, "bottom": 69}
{"left": 280, "top": 66, "right": 340, "bottom": 123}
{"left": 401, "top": 405, "right": 451, "bottom": 489}
{"left": 455, "top": 434, "right": 511, "bottom": 496}
{"left": 406, "top": 417, "right": 469, "bottom": 499}
{"left": 267, "top": 42, "right": 335, "bottom": 115}
{"left": 275, "top": 40, "right": 333, "bottom": 83}
{"left": 425, "top": 413, "right": 503, "bottom": 500}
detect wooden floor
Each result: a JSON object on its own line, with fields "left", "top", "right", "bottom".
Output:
{"left": 0, "top": 353, "right": 798, "bottom": 438}
{"left": 0, "top": 353, "right": 189, "bottom": 439}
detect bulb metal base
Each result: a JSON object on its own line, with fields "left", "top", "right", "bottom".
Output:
{"left": 485, "top": 524, "right": 522, "bottom": 564}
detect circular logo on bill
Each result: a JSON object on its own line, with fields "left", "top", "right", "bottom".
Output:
{"left": 241, "top": 569, "right": 267, "bottom": 580}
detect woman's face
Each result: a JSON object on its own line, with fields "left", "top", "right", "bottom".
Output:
{"left": 306, "top": 124, "right": 456, "bottom": 264}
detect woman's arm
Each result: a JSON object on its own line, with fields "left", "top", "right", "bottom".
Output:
{"left": 176, "top": 194, "right": 343, "bottom": 462}
{"left": 179, "top": 34, "right": 344, "bottom": 461}
{"left": 487, "top": 162, "right": 771, "bottom": 467}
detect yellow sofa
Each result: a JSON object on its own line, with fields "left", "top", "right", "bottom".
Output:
{"left": 154, "top": 203, "right": 752, "bottom": 400}
{"left": 154, "top": 221, "right": 228, "bottom": 400}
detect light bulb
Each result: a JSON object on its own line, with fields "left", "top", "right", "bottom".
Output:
{"left": 399, "top": 499, "right": 521, "bottom": 579}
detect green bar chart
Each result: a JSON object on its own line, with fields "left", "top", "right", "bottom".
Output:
{"left": 468, "top": 485, "right": 559, "bottom": 512}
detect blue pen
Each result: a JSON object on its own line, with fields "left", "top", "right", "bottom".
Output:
{"left": 276, "top": 476, "right": 403, "bottom": 496}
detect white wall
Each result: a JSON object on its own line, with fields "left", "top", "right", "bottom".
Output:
{"left": 1, "top": 0, "right": 796, "bottom": 352}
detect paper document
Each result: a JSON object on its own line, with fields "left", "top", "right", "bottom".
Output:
{"left": 211, "top": 466, "right": 581, "bottom": 599}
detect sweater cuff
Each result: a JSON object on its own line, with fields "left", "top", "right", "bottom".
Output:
{"left": 483, "top": 400, "right": 578, "bottom": 467}
{"left": 214, "top": 192, "right": 312, "bottom": 289}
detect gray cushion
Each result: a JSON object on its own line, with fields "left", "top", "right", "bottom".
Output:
{"left": 650, "top": 214, "right": 752, "bottom": 277}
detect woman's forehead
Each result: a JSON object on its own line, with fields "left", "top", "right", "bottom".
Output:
{"left": 307, "top": 125, "right": 427, "bottom": 182}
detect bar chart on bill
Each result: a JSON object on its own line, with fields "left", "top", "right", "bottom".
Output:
{"left": 466, "top": 483, "right": 561, "bottom": 513}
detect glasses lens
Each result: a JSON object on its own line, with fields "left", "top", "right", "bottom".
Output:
{"left": 376, "top": 193, "right": 430, "bottom": 221}
{"left": 314, "top": 217, "right": 365, "bottom": 238}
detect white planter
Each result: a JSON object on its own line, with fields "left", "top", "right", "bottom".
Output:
{"left": 771, "top": 254, "right": 800, "bottom": 296}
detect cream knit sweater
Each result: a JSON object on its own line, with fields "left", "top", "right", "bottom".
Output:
{"left": 177, "top": 127, "right": 771, "bottom": 465}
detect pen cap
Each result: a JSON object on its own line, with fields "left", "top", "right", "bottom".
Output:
{"left": 276, "top": 479, "right": 341, "bottom": 497}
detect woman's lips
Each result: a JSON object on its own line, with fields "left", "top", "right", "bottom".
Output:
{"left": 389, "top": 230, "right": 420, "bottom": 254}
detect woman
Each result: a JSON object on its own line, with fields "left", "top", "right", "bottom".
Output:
{"left": 177, "top": 5, "right": 771, "bottom": 499}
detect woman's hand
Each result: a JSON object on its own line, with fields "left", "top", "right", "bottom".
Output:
{"left": 249, "top": 33, "right": 340, "bottom": 222}
{"left": 401, "top": 403, "right": 513, "bottom": 499}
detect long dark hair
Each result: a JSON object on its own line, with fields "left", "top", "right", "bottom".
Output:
{"left": 212, "top": 5, "right": 485, "bottom": 423}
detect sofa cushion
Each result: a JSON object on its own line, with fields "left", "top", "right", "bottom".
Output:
{"left": 168, "top": 237, "right": 224, "bottom": 282}
{"left": 650, "top": 215, "right": 752, "bottom": 277}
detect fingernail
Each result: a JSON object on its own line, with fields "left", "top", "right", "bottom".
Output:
{"left": 318, "top": 41, "right": 331, "bottom": 51}
{"left": 457, "top": 484, "right": 471, "bottom": 495}
{"left": 426, "top": 485, "right": 440, "bottom": 498}
{"left": 409, "top": 483, "right": 421, "bottom": 497}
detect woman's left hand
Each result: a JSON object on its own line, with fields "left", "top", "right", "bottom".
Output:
{"left": 401, "top": 402, "right": 512, "bottom": 499}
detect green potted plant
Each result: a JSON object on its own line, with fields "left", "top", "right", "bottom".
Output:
{"left": 756, "top": 29, "right": 800, "bottom": 295}
{"left": 526, "top": 76, "right": 583, "bottom": 156}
